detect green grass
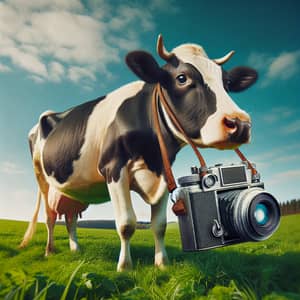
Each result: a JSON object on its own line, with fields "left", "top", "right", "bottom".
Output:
{"left": 0, "top": 215, "right": 300, "bottom": 299}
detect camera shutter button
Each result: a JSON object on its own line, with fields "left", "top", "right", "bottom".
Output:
{"left": 212, "top": 219, "right": 224, "bottom": 238}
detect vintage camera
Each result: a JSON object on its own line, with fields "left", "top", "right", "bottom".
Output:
{"left": 175, "top": 162, "right": 280, "bottom": 251}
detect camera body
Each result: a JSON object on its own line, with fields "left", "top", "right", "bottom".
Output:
{"left": 176, "top": 162, "right": 280, "bottom": 251}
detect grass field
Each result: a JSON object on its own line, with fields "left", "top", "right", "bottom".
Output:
{"left": 0, "top": 215, "right": 300, "bottom": 299}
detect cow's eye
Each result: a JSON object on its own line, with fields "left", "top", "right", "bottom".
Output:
{"left": 176, "top": 74, "right": 187, "bottom": 85}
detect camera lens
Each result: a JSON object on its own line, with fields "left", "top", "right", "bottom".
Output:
{"left": 247, "top": 192, "right": 280, "bottom": 239}
{"left": 218, "top": 188, "right": 280, "bottom": 242}
{"left": 254, "top": 203, "right": 269, "bottom": 226}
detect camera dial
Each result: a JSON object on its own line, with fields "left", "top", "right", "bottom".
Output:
{"left": 202, "top": 174, "right": 217, "bottom": 188}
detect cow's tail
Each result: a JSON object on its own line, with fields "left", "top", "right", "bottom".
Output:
{"left": 19, "top": 188, "right": 41, "bottom": 248}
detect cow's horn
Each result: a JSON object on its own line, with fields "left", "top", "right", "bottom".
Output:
{"left": 157, "top": 34, "right": 175, "bottom": 61}
{"left": 213, "top": 50, "right": 235, "bottom": 65}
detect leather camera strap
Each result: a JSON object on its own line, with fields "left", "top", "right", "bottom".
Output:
{"left": 152, "top": 86, "right": 177, "bottom": 193}
{"left": 234, "top": 148, "right": 258, "bottom": 175}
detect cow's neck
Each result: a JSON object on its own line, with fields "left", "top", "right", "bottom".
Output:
{"left": 99, "top": 82, "right": 182, "bottom": 183}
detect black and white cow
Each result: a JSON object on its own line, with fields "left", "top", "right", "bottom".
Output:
{"left": 20, "top": 35, "right": 257, "bottom": 271}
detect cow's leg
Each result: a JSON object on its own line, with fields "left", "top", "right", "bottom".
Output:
{"left": 129, "top": 162, "right": 169, "bottom": 268}
{"left": 45, "top": 208, "right": 57, "bottom": 256}
{"left": 151, "top": 192, "right": 169, "bottom": 268}
{"left": 32, "top": 160, "right": 57, "bottom": 256}
{"left": 65, "top": 214, "right": 79, "bottom": 252}
{"left": 107, "top": 167, "right": 136, "bottom": 271}
{"left": 44, "top": 185, "right": 60, "bottom": 256}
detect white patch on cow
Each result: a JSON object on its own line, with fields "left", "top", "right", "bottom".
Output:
{"left": 28, "top": 123, "right": 39, "bottom": 138}
{"left": 172, "top": 44, "right": 250, "bottom": 147}
{"left": 128, "top": 159, "right": 167, "bottom": 205}
{"left": 172, "top": 43, "right": 209, "bottom": 59}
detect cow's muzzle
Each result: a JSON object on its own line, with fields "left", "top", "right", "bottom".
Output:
{"left": 223, "top": 117, "right": 251, "bottom": 144}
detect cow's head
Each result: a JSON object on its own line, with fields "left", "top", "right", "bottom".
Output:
{"left": 126, "top": 35, "right": 258, "bottom": 150}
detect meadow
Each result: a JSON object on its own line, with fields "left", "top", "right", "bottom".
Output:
{"left": 0, "top": 215, "right": 299, "bottom": 299}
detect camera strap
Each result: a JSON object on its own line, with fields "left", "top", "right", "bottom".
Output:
{"left": 152, "top": 84, "right": 208, "bottom": 215}
{"left": 151, "top": 83, "right": 258, "bottom": 216}
{"left": 152, "top": 84, "right": 208, "bottom": 190}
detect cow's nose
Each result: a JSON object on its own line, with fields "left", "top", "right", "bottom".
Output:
{"left": 223, "top": 117, "right": 251, "bottom": 143}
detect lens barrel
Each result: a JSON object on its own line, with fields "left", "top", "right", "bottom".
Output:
{"left": 218, "top": 188, "right": 280, "bottom": 241}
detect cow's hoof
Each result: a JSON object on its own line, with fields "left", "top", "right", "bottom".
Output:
{"left": 18, "top": 242, "right": 27, "bottom": 249}
{"left": 117, "top": 261, "right": 133, "bottom": 272}
{"left": 45, "top": 248, "right": 55, "bottom": 257}
{"left": 70, "top": 244, "right": 80, "bottom": 252}
{"left": 155, "top": 253, "right": 169, "bottom": 269}
{"left": 155, "top": 261, "right": 168, "bottom": 270}
{"left": 70, "top": 247, "right": 80, "bottom": 252}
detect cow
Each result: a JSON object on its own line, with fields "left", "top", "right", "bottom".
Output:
{"left": 20, "top": 35, "right": 257, "bottom": 271}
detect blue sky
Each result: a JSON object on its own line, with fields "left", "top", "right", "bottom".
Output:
{"left": 0, "top": 0, "right": 299, "bottom": 222}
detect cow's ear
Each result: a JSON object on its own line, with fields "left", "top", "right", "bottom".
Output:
{"left": 126, "top": 51, "right": 167, "bottom": 84}
{"left": 228, "top": 67, "right": 258, "bottom": 92}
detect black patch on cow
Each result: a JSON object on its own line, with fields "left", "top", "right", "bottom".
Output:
{"left": 99, "top": 84, "right": 180, "bottom": 183}
{"left": 100, "top": 130, "right": 165, "bottom": 183}
{"left": 43, "top": 96, "right": 105, "bottom": 183}
{"left": 40, "top": 112, "right": 68, "bottom": 139}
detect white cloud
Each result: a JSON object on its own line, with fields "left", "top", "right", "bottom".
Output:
{"left": 7, "top": 0, "right": 84, "bottom": 12}
{"left": 248, "top": 50, "right": 300, "bottom": 87}
{"left": 68, "top": 66, "right": 96, "bottom": 83}
{"left": 281, "top": 120, "right": 300, "bottom": 134}
{"left": 268, "top": 169, "right": 300, "bottom": 185}
{"left": 258, "top": 106, "right": 300, "bottom": 137}
{"left": 0, "top": 2, "right": 24, "bottom": 36}
{"left": 0, "top": 161, "right": 26, "bottom": 175}
{"left": 27, "top": 11, "right": 111, "bottom": 64}
{"left": 261, "top": 106, "right": 294, "bottom": 124}
{"left": 30, "top": 75, "right": 45, "bottom": 84}
{"left": 0, "top": 46, "right": 48, "bottom": 77}
{"left": 275, "top": 154, "right": 300, "bottom": 163}
{"left": 150, "top": 0, "right": 180, "bottom": 13}
{"left": 0, "top": 62, "right": 11, "bottom": 72}
{"left": 247, "top": 52, "right": 274, "bottom": 70}
{"left": 267, "top": 51, "right": 300, "bottom": 80}
{"left": 110, "top": 6, "right": 154, "bottom": 32}
{"left": 108, "top": 35, "right": 140, "bottom": 52}
{"left": 0, "top": 0, "right": 178, "bottom": 87}
{"left": 250, "top": 143, "right": 300, "bottom": 169}
{"left": 48, "top": 61, "right": 65, "bottom": 82}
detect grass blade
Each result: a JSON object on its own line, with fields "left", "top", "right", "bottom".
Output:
{"left": 33, "top": 282, "right": 55, "bottom": 300}
{"left": 60, "top": 261, "right": 85, "bottom": 300}
{"left": 4, "top": 286, "right": 22, "bottom": 300}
